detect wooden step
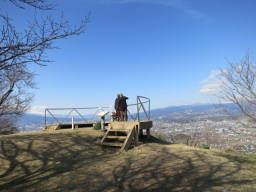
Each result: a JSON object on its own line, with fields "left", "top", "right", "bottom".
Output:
{"left": 102, "top": 142, "right": 123, "bottom": 147}
{"left": 106, "top": 136, "right": 127, "bottom": 139}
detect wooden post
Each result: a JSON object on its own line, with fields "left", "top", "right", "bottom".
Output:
{"left": 135, "top": 126, "right": 139, "bottom": 146}
{"left": 146, "top": 128, "right": 150, "bottom": 139}
{"left": 139, "top": 129, "right": 143, "bottom": 137}
{"left": 110, "top": 112, "right": 114, "bottom": 122}
{"left": 101, "top": 116, "right": 105, "bottom": 131}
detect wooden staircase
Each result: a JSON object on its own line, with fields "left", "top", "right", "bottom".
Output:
{"left": 101, "top": 122, "right": 138, "bottom": 152}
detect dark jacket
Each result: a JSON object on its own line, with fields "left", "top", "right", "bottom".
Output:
{"left": 114, "top": 97, "right": 120, "bottom": 110}
{"left": 119, "top": 96, "right": 128, "bottom": 111}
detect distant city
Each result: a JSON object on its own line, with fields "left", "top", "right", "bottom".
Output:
{"left": 150, "top": 104, "right": 256, "bottom": 154}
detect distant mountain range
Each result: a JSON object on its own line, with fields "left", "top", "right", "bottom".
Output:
{"left": 150, "top": 103, "right": 240, "bottom": 122}
{"left": 151, "top": 103, "right": 237, "bottom": 116}
{"left": 16, "top": 103, "right": 240, "bottom": 132}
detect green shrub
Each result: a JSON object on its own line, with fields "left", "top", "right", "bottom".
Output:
{"left": 200, "top": 144, "right": 210, "bottom": 149}
{"left": 93, "top": 121, "right": 101, "bottom": 130}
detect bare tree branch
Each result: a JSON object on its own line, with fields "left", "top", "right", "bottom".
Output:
{"left": 0, "top": 0, "right": 89, "bottom": 134}
{"left": 8, "top": 0, "right": 54, "bottom": 10}
{"left": 218, "top": 51, "right": 256, "bottom": 127}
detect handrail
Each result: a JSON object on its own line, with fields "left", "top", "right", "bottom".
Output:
{"left": 44, "top": 96, "right": 151, "bottom": 127}
{"left": 136, "top": 96, "right": 150, "bottom": 122}
{"left": 45, "top": 106, "right": 111, "bottom": 110}
{"left": 44, "top": 106, "right": 112, "bottom": 127}
{"left": 127, "top": 100, "right": 149, "bottom": 107}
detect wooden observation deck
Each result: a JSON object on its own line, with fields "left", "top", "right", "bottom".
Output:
{"left": 43, "top": 96, "right": 152, "bottom": 152}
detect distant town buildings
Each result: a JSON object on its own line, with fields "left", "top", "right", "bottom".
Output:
{"left": 152, "top": 117, "right": 256, "bottom": 154}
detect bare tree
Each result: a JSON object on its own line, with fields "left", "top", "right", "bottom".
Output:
{"left": 0, "top": 0, "right": 89, "bottom": 134}
{"left": 219, "top": 52, "right": 256, "bottom": 128}
{"left": 7, "top": 0, "right": 54, "bottom": 10}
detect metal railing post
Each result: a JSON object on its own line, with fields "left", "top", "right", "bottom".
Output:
{"left": 72, "top": 116, "right": 74, "bottom": 130}
{"left": 137, "top": 96, "right": 140, "bottom": 122}
{"left": 149, "top": 98, "right": 151, "bottom": 120}
{"left": 44, "top": 109, "right": 47, "bottom": 127}
{"left": 138, "top": 97, "right": 149, "bottom": 120}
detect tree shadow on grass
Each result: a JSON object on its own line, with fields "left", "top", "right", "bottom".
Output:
{"left": 140, "top": 135, "right": 171, "bottom": 144}
{"left": 92, "top": 147, "right": 252, "bottom": 192}
{"left": 53, "top": 144, "right": 255, "bottom": 192}
{"left": 0, "top": 132, "right": 255, "bottom": 192}
{"left": 76, "top": 146, "right": 253, "bottom": 192}
{"left": 0, "top": 132, "right": 118, "bottom": 191}
{"left": 215, "top": 151, "right": 256, "bottom": 164}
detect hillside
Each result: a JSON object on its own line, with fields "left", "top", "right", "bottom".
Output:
{"left": 0, "top": 129, "right": 256, "bottom": 192}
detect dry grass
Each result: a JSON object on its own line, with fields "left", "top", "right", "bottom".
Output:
{"left": 0, "top": 128, "right": 256, "bottom": 192}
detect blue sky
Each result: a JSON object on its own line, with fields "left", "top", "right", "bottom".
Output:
{"left": 1, "top": 0, "right": 256, "bottom": 113}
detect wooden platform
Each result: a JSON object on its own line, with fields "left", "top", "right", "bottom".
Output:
{"left": 109, "top": 120, "right": 152, "bottom": 130}
{"left": 101, "top": 120, "right": 153, "bottom": 152}
{"left": 44, "top": 122, "right": 110, "bottom": 131}
{"left": 44, "top": 120, "right": 153, "bottom": 152}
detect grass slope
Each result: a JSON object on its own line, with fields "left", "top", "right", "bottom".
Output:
{"left": 0, "top": 129, "right": 256, "bottom": 192}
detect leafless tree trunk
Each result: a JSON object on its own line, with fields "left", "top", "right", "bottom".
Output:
{"left": 0, "top": 0, "right": 89, "bottom": 134}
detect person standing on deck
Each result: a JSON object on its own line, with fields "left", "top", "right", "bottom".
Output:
{"left": 119, "top": 93, "right": 128, "bottom": 121}
{"left": 114, "top": 94, "right": 121, "bottom": 121}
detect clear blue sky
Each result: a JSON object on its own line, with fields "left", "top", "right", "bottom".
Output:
{"left": 1, "top": 0, "right": 256, "bottom": 113}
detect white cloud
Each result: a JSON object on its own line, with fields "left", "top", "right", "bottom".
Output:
{"left": 200, "top": 79, "right": 222, "bottom": 94}
{"left": 26, "top": 105, "right": 48, "bottom": 115}
{"left": 201, "top": 70, "right": 221, "bottom": 84}
{"left": 200, "top": 70, "right": 225, "bottom": 94}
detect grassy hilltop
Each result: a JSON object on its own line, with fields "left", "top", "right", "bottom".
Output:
{"left": 0, "top": 129, "right": 256, "bottom": 192}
